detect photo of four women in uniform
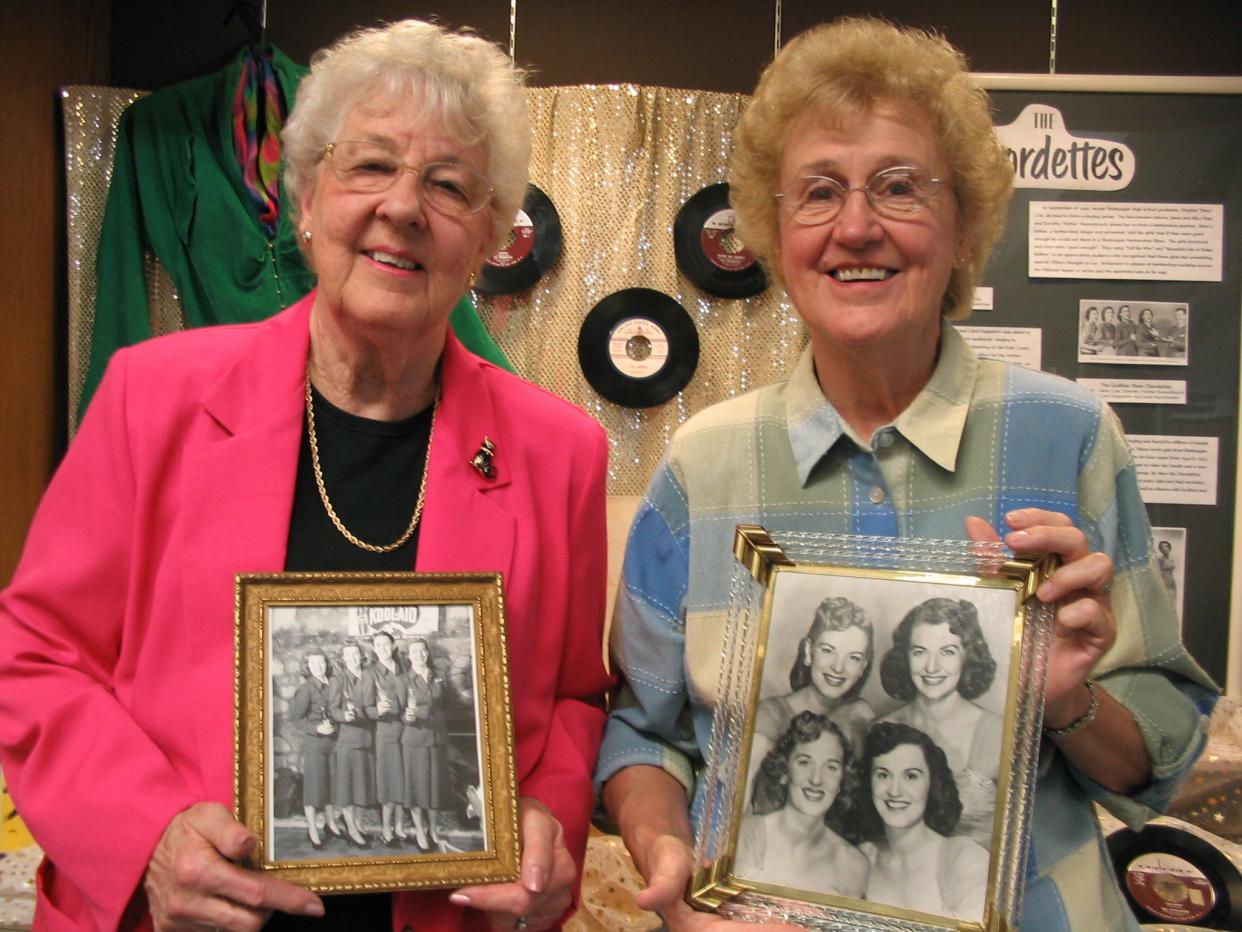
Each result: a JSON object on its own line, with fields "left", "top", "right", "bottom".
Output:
{"left": 272, "top": 607, "right": 484, "bottom": 862}
{"left": 733, "top": 573, "right": 1018, "bottom": 924}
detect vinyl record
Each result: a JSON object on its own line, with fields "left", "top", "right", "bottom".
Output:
{"left": 673, "top": 182, "right": 767, "bottom": 298}
{"left": 1107, "top": 825, "right": 1242, "bottom": 929}
{"left": 475, "top": 184, "right": 562, "bottom": 295}
{"left": 577, "top": 288, "right": 699, "bottom": 408}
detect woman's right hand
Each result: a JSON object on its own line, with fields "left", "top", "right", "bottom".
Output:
{"left": 636, "top": 834, "right": 800, "bottom": 932}
{"left": 604, "top": 766, "right": 799, "bottom": 932}
{"left": 144, "top": 802, "right": 324, "bottom": 931}
{"left": 315, "top": 719, "right": 335, "bottom": 735}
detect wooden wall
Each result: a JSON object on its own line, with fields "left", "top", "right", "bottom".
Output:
{"left": 1, "top": 0, "right": 108, "bottom": 584}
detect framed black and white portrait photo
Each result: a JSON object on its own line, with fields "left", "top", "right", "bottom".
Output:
{"left": 235, "top": 572, "right": 519, "bottom": 893}
{"left": 691, "top": 527, "right": 1056, "bottom": 932}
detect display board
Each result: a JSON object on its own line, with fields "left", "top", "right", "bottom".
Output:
{"left": 973, "top": 76, "right": 1242, "bottom": 689}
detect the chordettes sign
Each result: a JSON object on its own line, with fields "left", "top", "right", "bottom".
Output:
{"left": 994, "top": 104, "right": 1135, "bottom": 190}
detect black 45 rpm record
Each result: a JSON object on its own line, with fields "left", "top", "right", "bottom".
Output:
{"left": 475, "top": 183, "right": 562, "bottom": 295}
{"left": 578, "top": 288, "right": 699, "bottom": 408}
{"left": 1107, "top": 824, "right": 1242, "bottom": 929}
{"left": 674, "top": 182, "right": 767, "bottom": 299}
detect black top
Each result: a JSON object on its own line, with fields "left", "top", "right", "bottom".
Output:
{"left": 285, "top": 385, "right": 433, "bottom": 572}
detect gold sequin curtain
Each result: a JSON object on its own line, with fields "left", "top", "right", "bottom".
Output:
{"left": 64, "top": 84, "right": 806, "bottom": 492}
{"left": 476, "top": 85, "right": 807, "bottom": 494}
{"left": 63, "top": 88, "right": 188, "bottom": 423}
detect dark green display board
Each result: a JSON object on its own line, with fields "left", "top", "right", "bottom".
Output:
{"left": 977, "top": 77, "right": 1242, "bottom": 687}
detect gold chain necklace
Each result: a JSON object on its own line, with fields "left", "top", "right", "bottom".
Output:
{"left": 305, "top": 370, "right": 438, "bottom": 553}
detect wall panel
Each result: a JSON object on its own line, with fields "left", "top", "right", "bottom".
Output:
{"left": 0, "top": 0, "right": 107, "bottom": 585}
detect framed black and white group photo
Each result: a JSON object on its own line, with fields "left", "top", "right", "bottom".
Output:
{"left": 234, "top": 572, "right": 519, "bottom": 893}
{"left": 691, "top": 527, "right": 1056, "bottom": 932}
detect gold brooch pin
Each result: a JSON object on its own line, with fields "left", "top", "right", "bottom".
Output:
{"left": 470, "top": 437, "right": 497, "bottom": 478}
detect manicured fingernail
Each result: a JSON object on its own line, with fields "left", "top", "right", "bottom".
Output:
{"left": 450, "top": 893, "right": 471, "bottom": 906}
{"left": 524, "top": 866, "right": 545, "bottom": 893}
{"left": 1009, "top": 530, "right": 1030, "bottom": 545}
{"left": 304, "top": 901, "right": 325, "bottom": 917}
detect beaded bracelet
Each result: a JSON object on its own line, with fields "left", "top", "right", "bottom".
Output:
{"left": 1045, "top": 680, "right": 1099, "bottom": 738}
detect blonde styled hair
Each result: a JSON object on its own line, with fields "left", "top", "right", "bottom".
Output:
{"left": 729, "top": 17, "right": 1013, "bottom": 320}
{"left": 283, "top": 19, "right": 530, "bottom": 251}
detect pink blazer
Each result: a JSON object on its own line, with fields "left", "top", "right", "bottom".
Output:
{"left": 0, "top": 292, "right": 613, "bottom": 931}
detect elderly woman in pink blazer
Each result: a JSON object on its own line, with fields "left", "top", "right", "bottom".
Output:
{"left": 0, "top": 20, "right": 611, "bottom": 932}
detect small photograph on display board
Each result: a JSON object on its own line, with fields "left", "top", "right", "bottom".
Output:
{"left": 1151, "top": 527, "right": 1187, "bottom": 630}
{"left": 1077, "top": 299, "right": 1189, "bottom": 365}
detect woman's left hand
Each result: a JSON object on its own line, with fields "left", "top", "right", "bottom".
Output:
{"left": 450, "top": 797, "right": 577, "bottom": 931}
{"left": 966, "top": 509, "right": 1116, "bottom": 715}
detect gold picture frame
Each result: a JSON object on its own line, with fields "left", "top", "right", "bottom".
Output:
{"left": 235, "top": 572, "right": 519, "bottom": 893}
{"left": 691, "top": 527, "right": 1057, "bottom": 931}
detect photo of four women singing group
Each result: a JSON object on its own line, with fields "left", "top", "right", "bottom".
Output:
{"left": 278, "top": 628, "right": 473, "bottom": 859}
{"left": 735, "top": 581, "right": 1016, "bottom": 924}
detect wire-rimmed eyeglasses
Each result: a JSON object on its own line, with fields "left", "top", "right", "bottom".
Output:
{"left": 775, "top": 166, "right": 945, "bottom": 225}
{"left": 322, "top": 140, "right": 494, "bottom": 216}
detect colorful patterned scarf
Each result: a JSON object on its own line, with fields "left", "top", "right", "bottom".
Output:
{"left": 232, "top": 48, "right": 286, "bottom": 238}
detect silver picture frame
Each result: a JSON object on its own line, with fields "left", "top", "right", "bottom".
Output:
{"left": 690, "top": 527, "right": 1057, "bottom": 931}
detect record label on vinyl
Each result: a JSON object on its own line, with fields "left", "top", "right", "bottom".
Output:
{"left": 607, "top": 318, "right": 670, "bottom": 379}
{"left": 1108, "top": 823, "right": 1242, "bottom": 930}
{"left": 578, "top": 288, "right": 699, "bottom": 408}
{"left": 484, "top": 209, "right": 535, "bottom": 268}
{"left": 1126, "top": 853, "right": 1216, "bottom": 923}
{"left": 700, "top": 209, "right": 758, "bottom": 272}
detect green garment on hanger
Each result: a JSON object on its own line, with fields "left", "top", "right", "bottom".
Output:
{"left": 80, "top": 45, "right": 510, "bottom": 419}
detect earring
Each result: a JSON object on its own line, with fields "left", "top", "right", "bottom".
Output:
{"left": 302, "top": 229, "right": 313, "bottom": 243}
{"left": 467, "top": 271, "right": 478, "bottom": 289}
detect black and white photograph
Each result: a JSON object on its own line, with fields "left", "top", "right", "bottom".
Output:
{"left": 1077, "top": 300, "right": 1189, "bottom": 366}
{"left": 266, "top": 602, "right": 486, "bottom": 862}
{"left": 732, "top": 568, "right": 1022, "bottom": 925}
{"left": 1151, "top": 527, "right": 1188, "bottom": 630}
{"left": 235, "top": 573, "right": 520, "bottom": 893}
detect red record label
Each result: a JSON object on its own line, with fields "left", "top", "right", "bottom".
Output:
{"left": 699, "top": 208, "right": 758, "bottom": 272}
{"left": 484, "top": 209, "right": 536, "bottom": 269}
{"left": 1125, "top": 852, "right": 1216, "bottom": 923}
